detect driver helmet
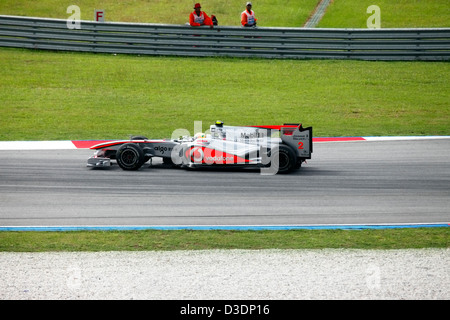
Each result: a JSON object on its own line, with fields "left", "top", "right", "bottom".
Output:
{"left": 194, "top": 132, "right": 206, "bottom": 139}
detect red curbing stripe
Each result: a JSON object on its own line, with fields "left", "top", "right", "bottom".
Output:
{"left": 71, "top": 140, "right": 113, "bottom": 149}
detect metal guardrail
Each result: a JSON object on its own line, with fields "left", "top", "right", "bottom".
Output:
{"left": 1, "top": 15, "right": 449, "bottom": 61}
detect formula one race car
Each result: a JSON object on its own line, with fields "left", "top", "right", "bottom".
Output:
{"left": 87, "top": 121, "right": 312, "bottom": 174}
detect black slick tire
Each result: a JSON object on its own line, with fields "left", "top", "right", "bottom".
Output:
{"left": 270, "top": 144, "right": 296, "bottom": 174}
{"left": 116, "top": 143, "right": 145, "bottom": 170}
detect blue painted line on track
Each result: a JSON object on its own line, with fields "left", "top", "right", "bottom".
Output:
{"left": 0, "top": 224, "right": 448, "bottom": 232}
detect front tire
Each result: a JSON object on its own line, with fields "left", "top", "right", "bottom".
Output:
{"left": 116, "top": 143, "right": 145, "bottom": 170}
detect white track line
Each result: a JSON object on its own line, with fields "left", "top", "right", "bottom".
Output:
{"left": 0, "top": 141, "right": 76, "bottom": 150}
{"left": 363, "top": 136, "right": 450, "bottom": 141}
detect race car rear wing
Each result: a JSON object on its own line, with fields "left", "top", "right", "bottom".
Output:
{"left": 279, "top": 124, "right": 312, "bottom": 159}
{"left": 251, "top": 124, "right": 312, "bottom": 159}
{"left": 210, "top": 123, "right": 312, "bottom": 159}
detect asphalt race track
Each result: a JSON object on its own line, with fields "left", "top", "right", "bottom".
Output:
{"left": 0, "top": 139, "right": 449, "bottom": 228}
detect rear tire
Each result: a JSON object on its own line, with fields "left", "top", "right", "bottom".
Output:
{"left": 116, "top": 143, "right": 145, "bottom": 170}
{"left": 270, "top": 144, "right": 297, "bottom": 174}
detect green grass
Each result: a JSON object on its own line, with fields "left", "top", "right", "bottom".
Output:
{"left": 0, "top": 228, "right": 448, "bottom": 252}
{"left": 0, "top": 0, "right": 450, "bottom": 28}
{"left": 318, "top": 0, "right": 450, "bottom": 28}
{"left": 0, "top": 0, "right": 318, "bottom": 27}
{"left": 2, "top": 0, "right": 448, "bottom": 28}
{"left": 1, "top": 2, "right": 449, "bottom": 252}
{"left": 1, "top": 48, "right": 449, "bottom": 141}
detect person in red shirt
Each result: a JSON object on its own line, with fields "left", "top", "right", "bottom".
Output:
{"left": 241, "top": 2, "right": 257, "bottom": 27}
{"left": 189, "top": 3, "right": 214, "bottom": 28}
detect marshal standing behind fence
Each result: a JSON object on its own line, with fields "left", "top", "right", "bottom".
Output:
{"left": 189, "top": 3, "right": 214, "bottom": 28}
{"left": 241, "top": 2, "right": 257, "bottom": 27}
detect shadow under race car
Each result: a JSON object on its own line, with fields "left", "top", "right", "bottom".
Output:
{"left": 87, "top": 121, "right": 312, "bottom": 174}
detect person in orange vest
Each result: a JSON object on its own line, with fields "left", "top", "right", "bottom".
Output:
{"left": 241, "top": 2, "right": 257, "bottom": 27}
{"left": 189, "top": 3, "right": 214, "bottom": 28}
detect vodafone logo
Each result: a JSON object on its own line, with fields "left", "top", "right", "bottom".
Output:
{"left": 186, "top": 147, "right": 248, "bottom": 164}
{"left": 205, "top": 156, "right": 234, "bottom": 162}
{"left": 190, "top": 147, "right": 204, "bottom": 162}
